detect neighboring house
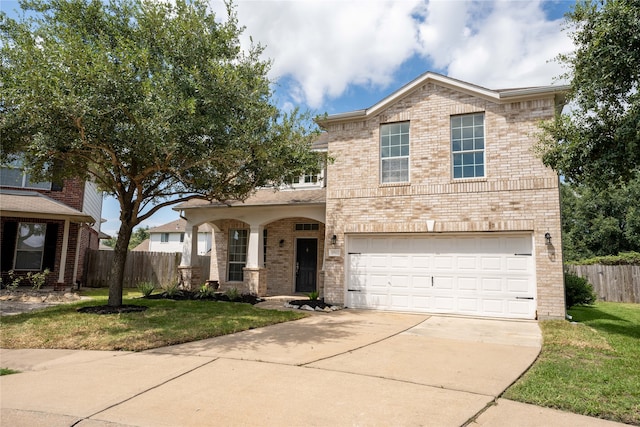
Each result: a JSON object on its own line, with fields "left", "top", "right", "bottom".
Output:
{"left": 176, "top": 72, "right": 568, "bottom": 320}
{"left": 0, "top": 161, "right": 103, "bottom": 288}
{"left": 137, "top": 219, "right": 212, "bottom": 255}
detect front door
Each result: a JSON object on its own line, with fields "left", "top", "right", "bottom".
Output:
{"left": 295, "top": 238, "right": 317, "bottom": 293}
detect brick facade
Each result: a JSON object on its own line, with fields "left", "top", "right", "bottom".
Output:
{"left": 209, "top": 218, "right": 325, "bottom": 296}
{"left": 0, "top": 177, "right": 99, "bottom": 288}
{"left": 321, "top": 81, "right": 566, "bottom": 319}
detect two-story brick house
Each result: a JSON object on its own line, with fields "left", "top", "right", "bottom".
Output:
{"left": 177, "top": 72, "right": 568, "bottom": 320}
{"left": 0, "top": 162, "right": 103, "bottom": 289}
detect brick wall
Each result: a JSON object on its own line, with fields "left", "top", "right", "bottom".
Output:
{"left": 209, "top": 217, "right": 325, "bottom": 296}
{"left": 322, "top": 82, "right": 565, "bottom": 319}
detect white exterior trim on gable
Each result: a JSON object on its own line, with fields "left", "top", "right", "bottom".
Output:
{"left": 317, "top": 71, "right": 569, "bottom": 126}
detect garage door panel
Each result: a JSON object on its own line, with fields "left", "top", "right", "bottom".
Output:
{"left": 458, "top": 277, "right": 479, "bottom": 291}
{"left": 346, "top": 234, "right": 536, "bottom": 319}
{"left": 458, "top": 256, "right": 477, "bottom": 269}
{"left": 411, "top": 275, "right": 431, "bottom": 289}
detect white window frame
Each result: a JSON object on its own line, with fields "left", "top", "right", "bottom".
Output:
{"left": 451, "top": 113, "right": 485, "bottom": 179}
{"left": 14, "top": 222, "right": 47, "bottom": 271}
{"left": 285, "top": 166, "right": 325, "bottom": 188}
{"left": 160, "top": 233, "right": 170, "bottom": 243}
{"left": 0, "top": 161, "right": 52, "bottom": 190}
{"left": 227, "top": 229, "right": 248, "bottom": 282}
{"left": 380, "top": 122, "right": 410, "bottom": 184}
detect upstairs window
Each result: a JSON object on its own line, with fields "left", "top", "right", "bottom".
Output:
{"left": 285, "top": 165, "right": 325, "bottom": 188}
{"left": 0, "top": 160, "right": 51, "bottom": 190}
{"left": 380, "top": 122, "right": 409, "bottom": 184}
{"left": 161, "top": 233, "right": 170, "bottom": 243}
{"left": 451, "top": 113, "right": 485, "bottom": 179}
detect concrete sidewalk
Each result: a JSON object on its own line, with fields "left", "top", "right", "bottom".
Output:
{"left": 0, "top": 311, "right": 629, "bottom": 427}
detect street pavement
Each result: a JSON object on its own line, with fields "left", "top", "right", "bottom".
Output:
{"left": 0, "top": 310, "right": 630, "bottom": 426}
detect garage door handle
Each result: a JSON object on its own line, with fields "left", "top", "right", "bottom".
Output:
{"left": 514, "top": 253, "right": 532, "bottom": 256}
{"left": 516, "top": 297, "right": 534, "bottom": 300}
{"left": 347, "top": 289, "right": 362, "bottom": 292}
{"left": 348, "top": 252, "right": 361, "bottom": 255}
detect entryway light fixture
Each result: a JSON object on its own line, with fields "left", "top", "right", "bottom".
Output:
{"left": 545, "top": 232, "right": 552, "bottom": 246}
{"left": 279, "top": 239, "right": 285, "bottom": 248}
{"left": 331, "top": 235, "right": 337, "bottom": 246}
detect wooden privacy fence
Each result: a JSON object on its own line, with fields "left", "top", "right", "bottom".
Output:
{"left": 568, "top": 264, "right": 640, "bottom": 303}
{"left": 84, "top": 250, "right": 211, "bottom": 288}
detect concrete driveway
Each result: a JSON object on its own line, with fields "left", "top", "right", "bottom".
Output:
{"left": 0, "top": 310, "right": 625, "bottom": 427}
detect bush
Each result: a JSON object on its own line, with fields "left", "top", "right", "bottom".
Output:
{"left": 161, "top": 282, "right": 182, "bottom": 297}
{"left": 306, "top": 291, "right": 319, "bottom": 301}
{"left": 565, "top": 272, "right": 597, "bottom": 308}
{"left": 136, "top": 281, "right": 156, "bottom": 297}
{"left": 26, "top": 269, "right": 50, "bottom": 290}
{"left": 570, "top": 251, "right": 640, "bottom": 265}
{"left": 224, "top": 287, "right": 240, "bottom": 301}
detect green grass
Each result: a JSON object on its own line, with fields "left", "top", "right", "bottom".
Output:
{"left": 0, "top": 288, "right": 307, "bottom": 351}
{"left": 504, "top": 302, "right": 640, "bottom": 425}
{"left": 1, "top": 368, "right": 20, "bottom": 376}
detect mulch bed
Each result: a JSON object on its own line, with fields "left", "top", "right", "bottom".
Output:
{"left": 76, "top": 291, "right": 263, "bottom": 315}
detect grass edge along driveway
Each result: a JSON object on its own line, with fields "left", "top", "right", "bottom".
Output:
{"left": 504, "top": 301, "right": 640, "bottom": 425}
{"left": 0, "top": 288, "right": 307, "bottom": 352}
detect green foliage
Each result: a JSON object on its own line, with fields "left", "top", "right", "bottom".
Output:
{"left": 306, "top": 291, "right": 319, "bottom": 301}
{"left": 136, "top": 281, "right": 156, "bottom": 297}
{"left": 1, "top": 271, "right": 22, "bottom": 290}
{"left": 0, "top": 368, "right": 20, "bottom": 376}
{"left": 0, "top": 0, "right": 322, "bottom": 306}
{"left": 560, "top": 176, "right": 640, "bottom": 261}
{"left": 26, "top": 269, "right": 50, "bottom": 290}
{"left": 564, "top": 272, "right": 596, "bottom": 308}
{"left": 537, "top": 0, "right": 640, "bottom": 187}
{"left": 161, "top": 282, "right": 182, "bottom": 297}
{"left": 127, "top": 227, "right": 150, "bottom": 250}
{"left": 196, "top": 283, "right": 216, "bottom": 299}
{"left": 224, "top": 287, "right": 240, "bottom": 301}
{"left": 570, "top": 251, "right": 640, "bottom": 266}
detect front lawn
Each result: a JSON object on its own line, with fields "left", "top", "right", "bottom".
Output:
{"left": 0, "top": 288, "right": 307, "bottom": 351}
{"left": 504, "top": 302, "right": 640, "bottom": 425}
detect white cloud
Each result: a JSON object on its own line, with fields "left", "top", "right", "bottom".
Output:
{"left": 210, "top": 0, "right": 574, "bottom": 109}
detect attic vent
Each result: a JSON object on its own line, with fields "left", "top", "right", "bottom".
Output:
{"left": 295, "top": 223, "right": 319, "bottom": 231}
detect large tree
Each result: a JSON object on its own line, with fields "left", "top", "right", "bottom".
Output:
{"left": 0, "top": 0, "right": 321, "bottom": 306}
{"left": 560, "top": 174, "right": 640, "bottom": 261}
{"left": 537, "top": 0, "right": 640, "bottom": 186}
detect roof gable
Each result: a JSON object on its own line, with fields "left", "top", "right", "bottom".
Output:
{"left": 317, "top": 71, "right": 568, "bottom": 126}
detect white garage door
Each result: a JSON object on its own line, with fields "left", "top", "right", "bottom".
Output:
{"left": 346, "top": 234, "right": 536, "bottom": 319}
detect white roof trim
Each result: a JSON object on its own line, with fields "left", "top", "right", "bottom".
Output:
{"left": 318, "top": 72, "right": 569, "bottom": 126}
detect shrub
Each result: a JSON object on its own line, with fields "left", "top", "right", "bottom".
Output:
{"left": 307, "top": 291, "right": 319, "bottom": 301}
{"left": 161, "top": 282, "right": 182, "bottom": 297}
{"left": 26, "top": 269, "right": 50, "bottom": 290}
{"left": 136, "top": 281, "right": 156, "bottom": 297}
{"left": 1, "top": 271, "right": 22, "bottom": 290}
{"left": 196, "top": 283, "right": 215, "bottom": 299}
{"left": 565, "top": 272, "right": 597, "bottom": 308}
{"left": 224, "top": 287, "right": 240, "bottom": 301}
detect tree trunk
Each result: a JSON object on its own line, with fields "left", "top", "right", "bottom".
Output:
{"left": 108, "top": 220, "right": 134, "bottom": 307}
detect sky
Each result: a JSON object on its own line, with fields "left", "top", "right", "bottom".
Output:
{"left": 1, "top": 0, "right": 576, "bottom": 237}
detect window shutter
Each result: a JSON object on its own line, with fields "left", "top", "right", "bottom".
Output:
{"left": 42, "top": 223, "right": 58, "bottom": 271}
{"left": 1, "top": 222, "right": 18, "bottom": 271}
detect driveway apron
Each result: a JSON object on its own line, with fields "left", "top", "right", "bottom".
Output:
{"left": 1, "top": 311, "right": 543, "bottom": 427}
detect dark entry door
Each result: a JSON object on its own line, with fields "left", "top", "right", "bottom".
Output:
{"left": 296, "top": 238, "right": 317, "bottom": 293}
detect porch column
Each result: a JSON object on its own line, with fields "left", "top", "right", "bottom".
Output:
{"left": 178, "top": 222, "right": 200, "bottom": 290}
{"left": 56, "top": 219, "right": 70, "bottom": 289}
{"left": 208, "top": 228, "right": 220, "bottom": 288}
{"left": 244, "top": 223, "right": 266, "bottom": 296}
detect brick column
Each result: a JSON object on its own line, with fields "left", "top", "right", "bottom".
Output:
{"left": 243, "top": 267, "right": 267, "bottom": 296}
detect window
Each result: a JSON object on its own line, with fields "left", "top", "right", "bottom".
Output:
{"left": 451, "top": 113, "right": 485, "bottom": 179}
{"left": 0, "top": 160, "right": 51, "bottom": 190}
{"left": 285, "top": 166, "right": 324, "bottom": 188}
{"left": 14, "top": 223, "right": 47, "bottom": 270}
{"left": 180, "top": 233, "right": 185, "bottom": 243}
{"left": 380, "top": 122, "right": 409, "bottom": 183}
{"left": 263, "top": 229, "right": 267, "bottom": 264}
{"left": 228, "top": 229, "right": 248, "bottom": 282}
{"left": 295, "top": 223, "right": 319, "bottom": 231}
{"left": 161, "top": 233, "right": 169, "bottom": 243}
